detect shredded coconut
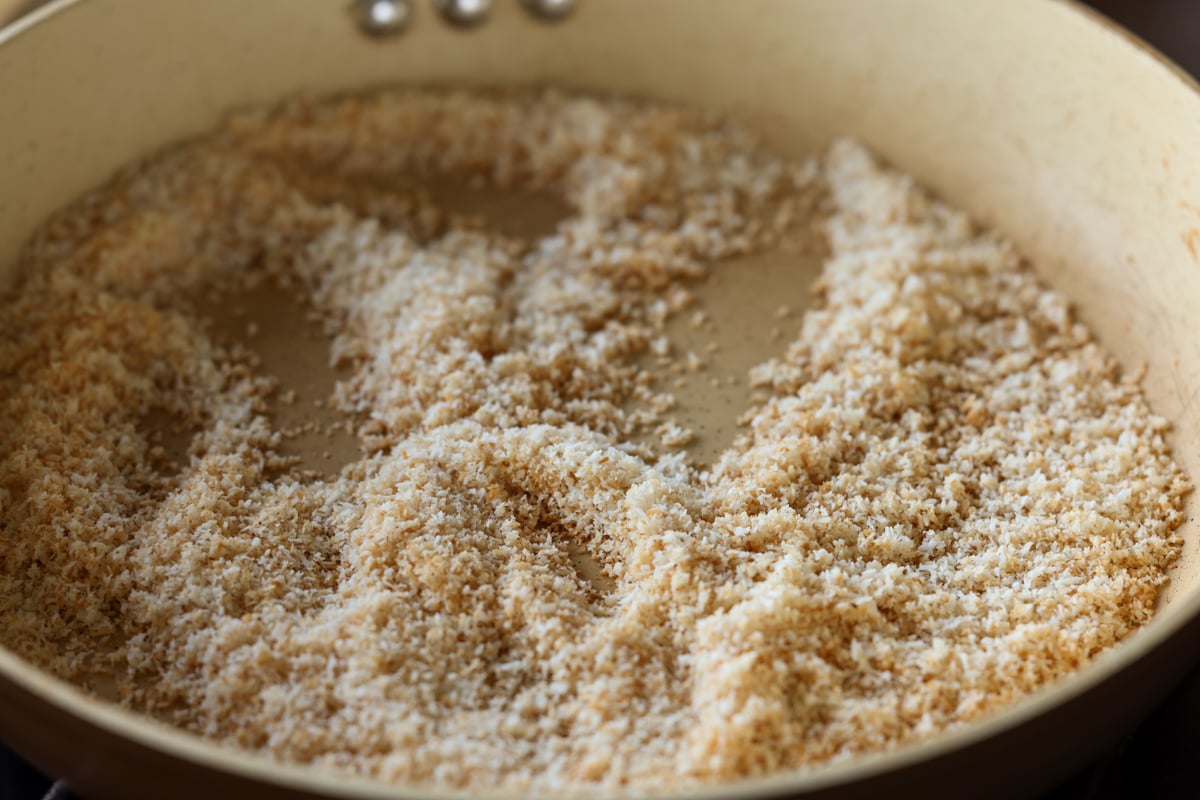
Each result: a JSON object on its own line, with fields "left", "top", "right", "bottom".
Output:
{"left": 0, "top": 88, "right": 1188, "bottom": 796}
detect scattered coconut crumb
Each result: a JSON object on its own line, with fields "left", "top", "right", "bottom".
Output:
{"left": 647, "top": 393, "right": 677, "bottom": 415}
{"left": 656, "top": 421, "right": 695, "bottom": 449}
{"left": 666, "top": 286, "right": 693, "bottom": 314}
{"left": 0, "top": 88, "right": 1188, "bottom": 799}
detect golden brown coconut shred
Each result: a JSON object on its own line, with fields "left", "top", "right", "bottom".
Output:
{"left": 0, "top": 89, "right": 1188, "bottom": 794}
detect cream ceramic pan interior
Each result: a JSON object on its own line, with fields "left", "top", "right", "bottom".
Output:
{"left": 3, "top": 1, "right": 1200, "bottom": 799}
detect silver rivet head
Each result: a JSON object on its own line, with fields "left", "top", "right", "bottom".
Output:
{"left": 520, "top": 0, "right": 578, "bottom": 22}
{"left": 350, "top": 0, "right": 413, "bottom": 37}
{"left": 434, "top": 0, "right": 494, "bottom": 28}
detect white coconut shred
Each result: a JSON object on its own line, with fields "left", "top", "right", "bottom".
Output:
{"left": 0, "top": 88, "right": 1188, "bottom": 795}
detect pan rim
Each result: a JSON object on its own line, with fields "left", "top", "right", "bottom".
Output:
{"left": 1, "top": 0, "right": 1199, "bottom": 797}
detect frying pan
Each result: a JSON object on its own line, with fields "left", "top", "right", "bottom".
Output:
{"left": 3, "top": 1, "right": 1200, "bottom": 798}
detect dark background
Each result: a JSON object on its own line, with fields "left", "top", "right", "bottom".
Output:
{"left": 3, "top": 1, "right": 1200, "bottom": 799}
{"left": 1087, "top": 0, "right": 1200, "bottom": 77}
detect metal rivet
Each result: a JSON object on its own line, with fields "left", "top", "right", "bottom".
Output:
{"left": 434, "top": 0, "right": 494, "bottom": 28}
{"left": 350, "top": 0, "right": 413, "bottom": 37}
{"left": 519, "top": 0, "right": 578, "bottom": 23}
